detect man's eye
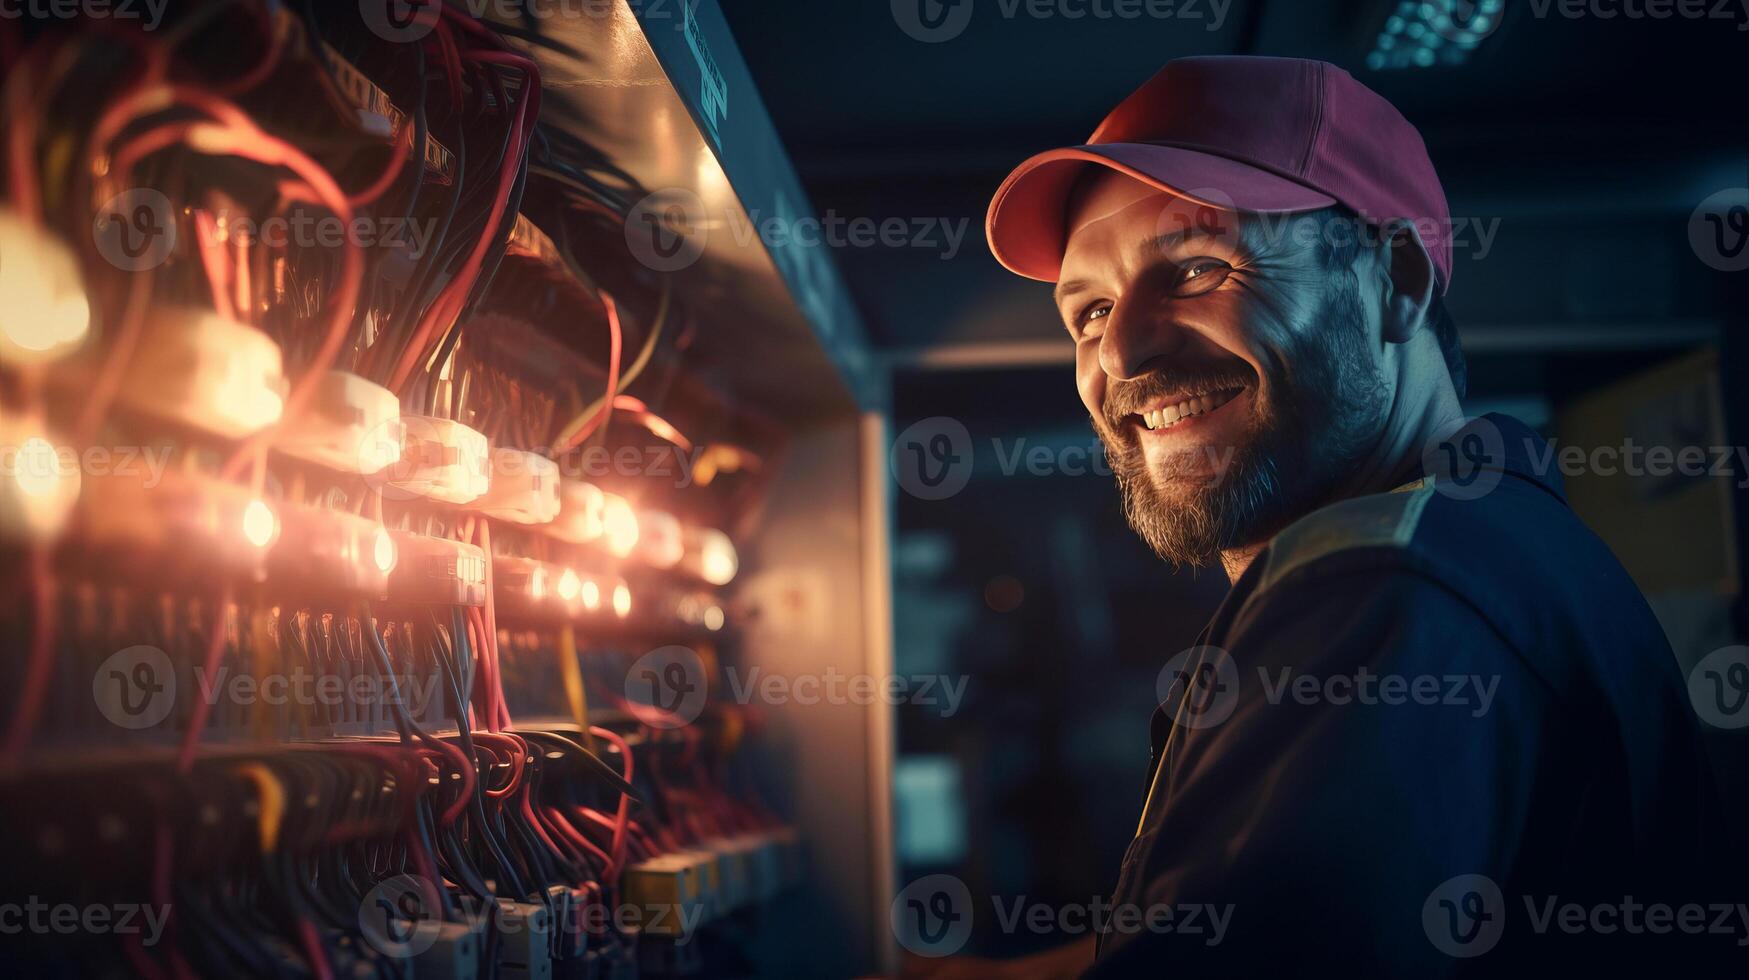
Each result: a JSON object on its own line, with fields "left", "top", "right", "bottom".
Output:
{"left": 1174, "top": 259, "right": 1231, "bottom": 296}
{"left": 1076, "top": 304, "right": 1112, "bottom": 330}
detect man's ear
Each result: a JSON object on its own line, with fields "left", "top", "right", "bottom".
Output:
{"left": 1377, "top": 219, "right": 1436, "bottom": 346}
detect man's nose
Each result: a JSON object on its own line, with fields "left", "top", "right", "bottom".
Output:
{"left": 1098, "top": 301, "right": 1188, "bottom": 381}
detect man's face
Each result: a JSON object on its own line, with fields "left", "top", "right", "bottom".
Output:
{"left": 1055, "top": 171, "right": 1392, "bottom": 566}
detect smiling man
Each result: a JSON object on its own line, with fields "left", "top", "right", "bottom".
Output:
{"left": 967, "top": 56, "right": 1726, "bottom": 976}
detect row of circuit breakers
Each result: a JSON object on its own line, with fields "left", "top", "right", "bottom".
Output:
{"left": 0, "top": 207, "right": 736, "bottom": 628}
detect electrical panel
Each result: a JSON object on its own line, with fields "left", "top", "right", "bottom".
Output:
{"left": 0, "top": 3, "right": 891, "bottom": 977}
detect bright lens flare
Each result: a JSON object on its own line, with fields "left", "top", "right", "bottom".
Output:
{"left": 581, "top": 579, "right": 601, "bottom": 611}
{"left": 373, "top": 527, "right": 397, "bottom": 573}
{"left": 557, "top": 567, "right": 582, "bottom": 602}
{"left": 242, "top": 498, "right": 278, "bottom": 549}
{"left": 612, "top": 582, "right": 632, "bottom": 619}
{"left": 13, "top": 438, "right": 65, "bottom": 498}
{"left": 698, "top": 530, "right": 738, "bottom": 586}
{"left": 603, "top": 494, "right": 639, "bottom": 557}
{"left": 703, "top": 604, "right": 725, "bottom": 632}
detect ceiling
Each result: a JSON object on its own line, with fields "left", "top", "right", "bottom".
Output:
{"left": 718, "top": 0, "right": 1748, "bottom": 360}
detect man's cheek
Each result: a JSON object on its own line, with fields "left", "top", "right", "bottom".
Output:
{"left": 1076, "top": 347, "right": 1107, "bottom": 422}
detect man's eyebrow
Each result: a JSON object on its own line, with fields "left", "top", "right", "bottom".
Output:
{"left": 1141, "top": 226, "right": 1212, "bottom": 254}
{"left": 1053, "top": 278, "right": 1091, "bottom": 306}
{"left": 1054, "top": 227, "right": 1224, "bottom": 305}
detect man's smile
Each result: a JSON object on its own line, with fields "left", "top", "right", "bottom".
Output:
{"left": 1135, "top": 385, "right": 1248, "bottom": 432}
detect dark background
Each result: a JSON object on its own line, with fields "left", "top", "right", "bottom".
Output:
{"left": 721, "top": 0, "right": 1749, "bottom": 957}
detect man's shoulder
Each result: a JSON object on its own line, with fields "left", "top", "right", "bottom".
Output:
{"left": 1251, "top": 476, "right": 1442, "bottom": 596}
{"left": 1237, "top": 468, "right": 1672, "bottom": 697}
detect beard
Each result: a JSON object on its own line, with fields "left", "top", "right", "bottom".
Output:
{"left": 1095, "top": 272, "right": 1389, "bottom": 567}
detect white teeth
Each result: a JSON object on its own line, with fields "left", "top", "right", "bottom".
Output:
{"left": 1139, "top": 388, "right": 1241, "bottom": 431}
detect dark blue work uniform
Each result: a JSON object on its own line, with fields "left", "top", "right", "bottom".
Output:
{"left": 1088, "top": 415, "right": 1729, "bottom": 977}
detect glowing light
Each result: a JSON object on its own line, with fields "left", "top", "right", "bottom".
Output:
{"left": 242, "top": 498, "right": 278, "bottom": 549}
{"left": 697, "top": 529, "right": 738, "bottom": 586}
{"left": 581, "top": 578, "right": 601, "bottom": 611}
{"left": 638, "top": 510, "right": 684, "bottom": 568}
{"left": 602, "top": 493, "right": 639, "bottom": 557}
{"left": 12, "top": 438, "right": 65, "bottom": 498}
{"left": 703, "top": 605, "right": 724, "bottom": 632}
{"left": 220, "top": 363, "right": 286, "bottom": 431}
{"left": 0, "top": 211, "right": 92, "bottom": 364}
{"left": 373, "top": 527, "right": 397, "bottom": 573}
{"left": 612, "top": 582, "right": 632, "bottom": 619}
{"left": 557, "top": 567, "right": 581, "bottom": 602}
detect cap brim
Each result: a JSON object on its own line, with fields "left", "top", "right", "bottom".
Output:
{"left": 986, "top": 143, "right": 1338, "bottom": 282}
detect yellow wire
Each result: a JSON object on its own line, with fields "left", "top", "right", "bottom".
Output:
{"left": 234, "top": 762, "right": 287, "bottom": 854}
{"left": 551, "top": 278, "right": 672, "bottom": 454}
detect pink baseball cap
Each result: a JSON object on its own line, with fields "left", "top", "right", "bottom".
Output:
{"left": 986, "top": 56, "right": 1452, "bottom": 292}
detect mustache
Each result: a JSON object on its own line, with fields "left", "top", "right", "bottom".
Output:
{"left": 1102, "top": 363, "right": 1259, "bottom": 429}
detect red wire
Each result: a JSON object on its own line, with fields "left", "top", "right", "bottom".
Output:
{"left": 0, "top": 546, "right": 57, "bottom": 765}
{"left": 193, "top": 209, "right": 238, "bottom": 322}
{"left": 588, "top": 725, "right": 635, "bottom": 878}
{"left": 554, "top": 292, "right": 623, "bottom": 454}
{"left": 177, "top": 587, "right": 233, "bottom": 774}
{"left": 345, "top": 121, "right": 413, "bottom": 208}
{"left": 298, "top": 919, "right": 334, "bottom": 980}
{"left": 387, "top": 46, "right": 540, "bottom": 392}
